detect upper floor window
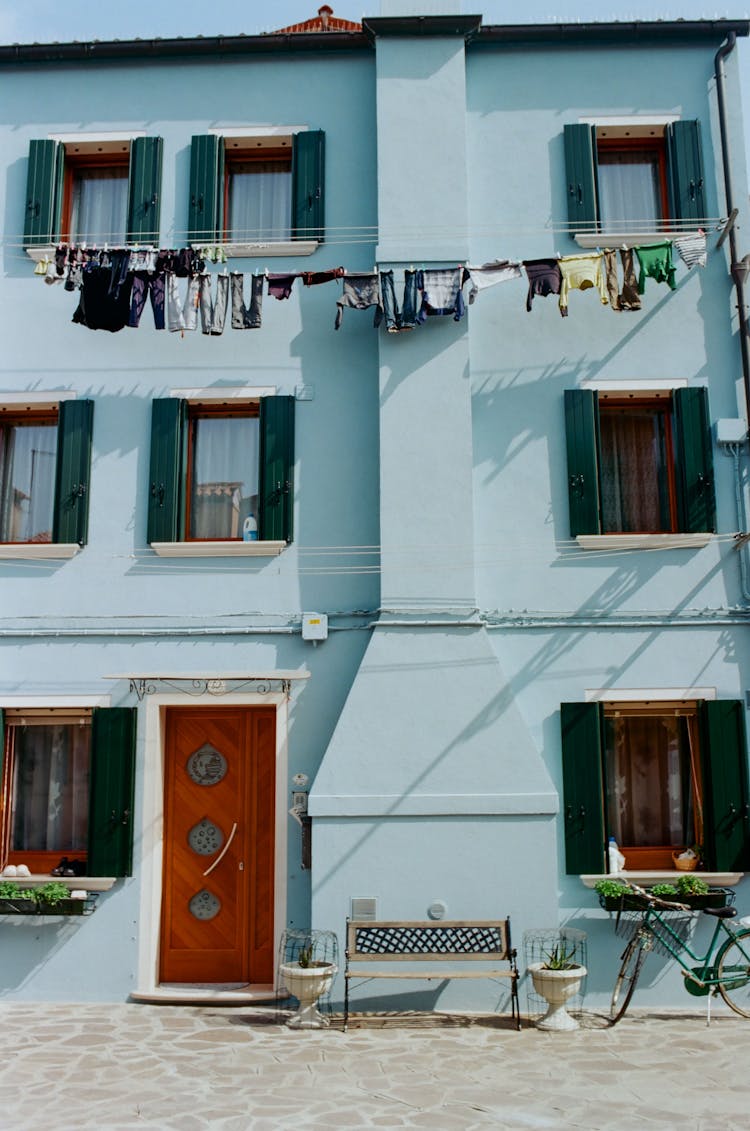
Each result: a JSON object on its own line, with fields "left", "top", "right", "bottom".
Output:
{"left": 564, "top": 387, "right": 715, "bottom": 542}
{"left": 0, "top": 398, "right": 93, "bottom": 556}
{"left": 187, "top": 130, "right": 324, "bottom": 252}
{"left": 564, "top": 119, "right": 706, "bottom": 238}
{"left": 187, "top": 405, "right": 260, "bottom": 541}
{"left": 23, "top": 135, "right": 163, "bottom": 249}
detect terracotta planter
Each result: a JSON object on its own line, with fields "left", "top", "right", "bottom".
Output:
{"left": 279, "top": 961, "right": 337, "bottom": 1029}
{"left": 528, "top": 962, "right": 587, "bottom": 1031}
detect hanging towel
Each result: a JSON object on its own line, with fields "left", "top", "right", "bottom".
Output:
{"left": 674, "top": 232, "right": 707, "bottom": 269}
{"left": 416, "top": 268, "right": 465, "bottom": 322}
{"left": 301, "top": 267, "right": 345, "bottom": 286}
{"left": 635, "top": 241, "right": 677, "bottom": 293}
{"left": 558, "top": 253, "right": 608, "bottom": 317}
{"left": 465, "top": 259, "right": 522, "bottom": 303}
{"left": 334, "top": 273, "right": 383, "bottom": 330}
{"left": 523, "top": 259, "right": 562, "bottom": 312}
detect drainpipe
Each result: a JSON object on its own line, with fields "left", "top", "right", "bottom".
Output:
{"left": 715, "top": 33, "right": 750, "bottom": 420}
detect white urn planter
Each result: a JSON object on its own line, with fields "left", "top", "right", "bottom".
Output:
{"left": 279, "top": 961, "right": 337, "bottom": 1029}
{"left": 528, "top": 962, "right": 587, "bottom": 1031}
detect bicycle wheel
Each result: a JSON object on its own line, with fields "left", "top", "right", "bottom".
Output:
{"left": 610, "top": 938, "right": 646, "bottom": 1023}
{"left": 717, "top": 928, "right": 750, "bottom": 1018}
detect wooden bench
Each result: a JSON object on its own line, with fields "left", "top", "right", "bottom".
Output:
{"left": 344, "top": 918, "right": 521, "bottom": 1029}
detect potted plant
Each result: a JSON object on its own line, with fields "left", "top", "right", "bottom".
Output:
{"left": 279, "top": 942, "right": 338, "bottom": 1029}
{"left": 0, "top": 880, "right": 92, "bottom": 916}
{"left": 528, "top": 941, "right": 587, "bottom": 1031}
{"left": 0, "top": 880, "right": 37, "bottom": 914}
{"left": 595, "top": 876, "right": 731, "bottom": 912}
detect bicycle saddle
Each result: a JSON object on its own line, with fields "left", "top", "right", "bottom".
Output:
{"left": 702, "top": 906, "right": 737, "bottom": 918}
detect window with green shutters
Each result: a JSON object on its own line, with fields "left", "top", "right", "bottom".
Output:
{"left": 563, "top": 387, "right": 715, "bottom": 539}
{"left": 564, "top": 120, "right": 706, "bottom": 234}
{"left": 147, "top": 396, "right": 294, "bottom": 548}
{"left": 1, "top": 706, "right": 137, "bottom": 878}
{"left": 561, "top": 698, "right": 750, "bottom": 874}
{"left": 23, "top": 137, "right": 163, "bottom": 247}
{"left": 188, "top": 131, "right": 325, "bottom": 245}
{"left": 0, "top": 398, "right": 93, "bottom": 549}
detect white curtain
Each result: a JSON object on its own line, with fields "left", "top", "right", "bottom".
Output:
{"left": 70, "top": 168, "right": 128, "bottom": 243}
{"left": 598, "top": 152, "right": 661, "bottom": 229}
{"left": 0, "top": 422, "right": 56, "bottom": 542}
{"left": 190, "top": 416, "right": 260, "bottom": 539}
{"left": 600, "top": 409, "right": 668, "bottom": 533}
{"left": 11, "top": 724, "right": 90, "bottom": 852}
{"left": 228, "top": 162, "right": 292, "bottom": 241}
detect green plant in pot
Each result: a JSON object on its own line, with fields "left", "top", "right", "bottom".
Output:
{"left": 528, "top": 939, "right": 587, "bottom": 1031}
{"left": 279, "top": 938, "right": 338, "bottom": 1029}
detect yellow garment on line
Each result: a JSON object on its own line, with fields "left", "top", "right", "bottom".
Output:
{"left": 558, "top": 253, "right": 608, "bottom": 317}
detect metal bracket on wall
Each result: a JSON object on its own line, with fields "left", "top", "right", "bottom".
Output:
{"left": 127, "top": 677, "right": 293, "bottom": 701}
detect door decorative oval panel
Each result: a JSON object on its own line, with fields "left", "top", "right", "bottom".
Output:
{"left": 188, "top": 817, "right": 224, "bottom": 856}
{"left": 189, "top": 889, "right": 221, "bottom": 921}
{"left": 186, "top": 743, "right": 227, "bottom": 786}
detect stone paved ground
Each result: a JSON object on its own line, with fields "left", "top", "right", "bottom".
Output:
{"left": 0, "top": 1004, "right": 748, "bottom": 1130}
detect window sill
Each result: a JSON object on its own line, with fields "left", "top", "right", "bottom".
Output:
{"left": 576, "top": 533, "right": 712, "bottom": 552}
{"left": 581, "top": 872, "right": 742, "bottom": 889}
{"left": 224, "top": 241, "right": 319, "bottom": 258}
{"left": 0, "top": 543, "right": 80, "bottom": 560}
{"left": 151, "top": 541, "right": 287, "bottom": 558}
{"left": 573, "top": 229, "right": 701, "bottom": 249}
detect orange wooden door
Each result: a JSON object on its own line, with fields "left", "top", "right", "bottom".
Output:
{"left": 160, "top": 707, "right": 275, "bottom": 984}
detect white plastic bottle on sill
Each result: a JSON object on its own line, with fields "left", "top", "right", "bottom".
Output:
{"left": 608, "top": 836, "right": 626, "bottom": 875}
{"left": 243, "top": 515, "right": 258, "bottom": 542}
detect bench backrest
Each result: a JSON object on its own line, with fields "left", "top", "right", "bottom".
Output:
{"left": 346, "top": 919, "right": 513, "bottom": 962}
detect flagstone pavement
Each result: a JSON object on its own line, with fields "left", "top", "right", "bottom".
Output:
{"left": 0, "top": 1003, "right": 748, "bottom": 1130}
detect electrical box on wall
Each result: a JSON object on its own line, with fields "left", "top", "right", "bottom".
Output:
{"left": 716, "top": 419, "right": 747, "bottom": 446}
{"left": 302, "top": 613, "right": 328, "bottom": 642}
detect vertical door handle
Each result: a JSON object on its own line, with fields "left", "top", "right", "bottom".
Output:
{"left": 203, "top": 822, "right": 238, "bottom": 877}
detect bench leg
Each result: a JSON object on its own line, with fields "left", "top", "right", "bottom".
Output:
{"left": 344, "top": 973, "right": 349, "bottom": 1032}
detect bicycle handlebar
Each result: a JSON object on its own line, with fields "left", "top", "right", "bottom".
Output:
{"left": 624, "top": 881, "right": 691, "bottom": 913}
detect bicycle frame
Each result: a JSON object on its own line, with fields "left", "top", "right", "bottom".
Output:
{"left": 634, "top": 903, "right": 750, "bottom": 991}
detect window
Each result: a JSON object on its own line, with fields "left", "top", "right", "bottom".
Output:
{"left": 187, "top": 131, "right": 324, "bottom": 249}
{"left": 147, "top": 395, "right": 294, "bottom": 554}
{"left": 561, "top": 699, "right": 750, "bottom": 874}
{"left": 0, "top": 399, "right": 93, "bottom": 554}
{"left": 564, "top": 120, "right": 706, "bottom": 236}
{"left": 23, "top": 136, "right": 163, "bottom": 248}
{"left": 0, "top": 707, "right": 137, "bottom": 877}
{"left": 564, "top": 387, "right": 715, "bottom": 540}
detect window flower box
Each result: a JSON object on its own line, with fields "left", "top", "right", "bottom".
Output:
{"left": 598, "top": 888, "right": 733, "bottom": 912}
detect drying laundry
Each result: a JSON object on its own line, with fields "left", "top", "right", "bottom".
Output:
{"left": 231, "top": 273, "right": 263, "bottom": 329}
{"left": 558, "top": 253, "right": 608, "bottom": 317}
{"left": 302, "top": 268, "right": 345, "bottom": 286}
{"left": 416, "top": 268, "right": 466, "bottom": 322}
{"left": 199, "top": 272, "right": 229, "bottom": 335}
{"left": 636, "top": 241, "right": 677, "bottom": 293}
{"left": 167, "top": 272, "right": 200, "bottom": 332}
{"left": 72, "top": 267, "right": 133, "bottom": 332}
{"left": 674, "top": 232, "right": 707, "bottom": 269}
{"left": 465, "top": 260, "right": 522, "bottom": 303}
{"left": 523, "top": 259, "right": 562, "bottom": 312}
{"left": 267, "top": 273, "right": 297, "bottom": 300}
{"left": 129, "top": 272, "right": 166, "bottom": 330}
{"left": 334, "top": 273, "right": 383, "bottom": 330}
{"left": 380, "top": 269, "right": 418, "bottom": 332}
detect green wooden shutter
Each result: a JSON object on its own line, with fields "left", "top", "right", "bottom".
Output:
{"left": 259, "top": 396, "right": 295, "bottom": 543}
{"left": 564, "top": 389, "right": 601, "bottom": 537}
{"left": 187, "top": 135, "right": 224, "bottom": 243}
{"left": 563, "top": 124, "right": 598, "bottom": 232}
{"left": 52, "top": 399, "right": 94, "bottom": 546}
{"left": 668, "top": 120, "right": 706, "bottom": 224}
{"left": 561, "top": 702, "right": 607, "bottom": 874}
{"left": 127, "top": 136, "right": 163, "bottom": 243}
{"left": 147, "top": 398, "right": 186, "bottom": 544}
{"left": 23, "top": 139, "right": 63, "bottom": 246}
{"left": 673, "top": 387, "right": 715, "bottom": 534}
{"left": 87, "top": 707, "right": 137, "bottom": 877}
{"left": 700, "top": 700, "right": 750, "bottom": 872}
{"left": 292, "top": 130, "right": 325, "bottom": 242}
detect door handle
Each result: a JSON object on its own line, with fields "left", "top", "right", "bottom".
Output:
{"left": 203, "top": 822, "right": 238, "bottom": 877}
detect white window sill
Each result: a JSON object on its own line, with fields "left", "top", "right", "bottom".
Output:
{"left": 151, "top": 541, "right": 287, "bottom": 558}
{"left": 576, "top": 533, "right": 712, "bottom": 552}
{"left": 3, "top": 875, "right": 116, "bottom": 891}
{"left": 0, "top": 543, "right": 80, "bottom": 560}
{"left": 224, "top": 241, "right": 319, "bottom": 258}
{"left": 581, "top": 872, "right": 742, "bottom": 889}
{"left": 573, "top": 229, "right": 700, "bottom": 249}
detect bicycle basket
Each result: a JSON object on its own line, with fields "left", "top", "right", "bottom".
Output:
{"left": 613, "top": 908, "right": 694, "bottom": 955}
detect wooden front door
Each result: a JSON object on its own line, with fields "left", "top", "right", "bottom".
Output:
{"left": 160, "top": 707, "right": 275, "bottom": 984}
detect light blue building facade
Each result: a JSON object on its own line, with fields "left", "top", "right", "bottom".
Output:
{"left": 1, "top": 13, "right": 749, "bottom": 1013}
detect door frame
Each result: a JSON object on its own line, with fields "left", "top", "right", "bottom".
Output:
{"left": 135, "top": 689, "right": 289, "bottom": 995}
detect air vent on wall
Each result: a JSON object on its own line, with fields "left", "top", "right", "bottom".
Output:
{"left": 350, "top": 897, "right": 377, "bottom": 921}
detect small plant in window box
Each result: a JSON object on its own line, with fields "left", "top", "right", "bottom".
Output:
{"left": 0, "top": 880, "right": 96, "bottom": 916}
{"left": 595, "top": 877, "right": 732, "bottom": 911}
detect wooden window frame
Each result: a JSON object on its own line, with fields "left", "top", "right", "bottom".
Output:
{"left": 0, "top": 407, "right": 59, "bottom": 545}
{"left": 185, "top": 403, "right": 261, "bottom": 542}
{"left": 223, "top": 144, "right": 293, "bottom": 243}
{"left": 597, "top": 394, "right": 678, "bottom": 535}
{"left": 596, "top": 135, "right": 671, "bottom": 223}
{"left": 59, "top": 150, "right": 130, "bottom": 245}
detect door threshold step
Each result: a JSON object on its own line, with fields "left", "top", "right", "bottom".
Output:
{"left": 131, "top": 984, "right": 279, "bottom": 1005}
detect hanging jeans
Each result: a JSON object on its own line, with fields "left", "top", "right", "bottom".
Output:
{"left": 380, "top": 269, "right": 418, "bottom": 332}
{"left": 199, "top": 273, "right": 229, "bottom": 335}
{"left": 167, "top": 272, "right": 200, "bottom": 332}
{"left": 231, "top": 273, "right": 263, "bottom": 329}
{"left": 129, "top": 272, "right": 166, "bottom": 329}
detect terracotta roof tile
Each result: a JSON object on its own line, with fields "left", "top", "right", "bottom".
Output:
{"left": 271, "top": 5, "right": 361, "bottom": 34}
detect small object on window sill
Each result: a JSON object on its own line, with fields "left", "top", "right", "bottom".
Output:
{"left": 673, "top": 848, "right": 700, "bottom": 871}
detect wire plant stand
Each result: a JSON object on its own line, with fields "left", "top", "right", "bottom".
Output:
{"left": 274, "top": 928, "right": 339, "bottom": 1027}
{"left": 523, "top": 927, "right": 588, "bottom": 1019}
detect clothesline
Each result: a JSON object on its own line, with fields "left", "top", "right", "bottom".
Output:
{"left": 35, "top": 233, "right": 708, "bottom": 334}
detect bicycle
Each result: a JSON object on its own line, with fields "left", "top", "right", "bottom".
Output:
{"left": 608, "top": 882, "right": 750, "bottom": 1023}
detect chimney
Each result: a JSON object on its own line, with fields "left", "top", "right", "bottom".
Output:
{"left": 318, "top": 5, "right": 333, "bottom": 29}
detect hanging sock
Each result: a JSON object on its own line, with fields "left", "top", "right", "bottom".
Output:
{"left": 334, "top": 273, "right": 383, "bottom": 330}
{"left": 465, "top": 259, "right": 522, "bottom": 303}
{"left": 416, "top": 268, "right": 466, "bottom": 322}
{"left": 635, "top": 241, "right": 677, "bottom": 293}
{"left": 230, "top": 272, "right": 263, "bottom": 329}
{"left": 558, "top": 253, "right": 608, "bottom": 318}
{"left": 674, "top": 232, "right": 707, "bottom": 269}
{"left": 523, "top": 259, "right": 562, "bottom": 312}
